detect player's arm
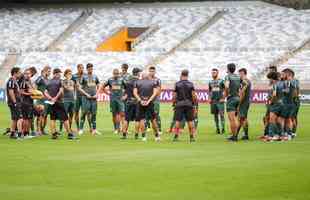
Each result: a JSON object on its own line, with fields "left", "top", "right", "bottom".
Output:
{"left": 102, "top": 80, "right": 111, "bottom": 95}
{"left": 8, "top": 80, "right": 18, "bottom": 104}
{"left": 147, "top": 87, "right": 158, "bottom": 105}
{"left": 133, "top": 87, "right": 141, "bottom": 103}
{"left": 77, "top": 78, "right": 91, "bottom": 98}
{"left": 44, "top": 89, "right": 53, "bottom": 101}
{"left": 224, "top": 77, "right": 229, "bottom": 98}
{"left": 192, "top": 85, "right": 198, "bottom": 104}
{"left": 53, "top": 87, "right": 64, "bottom": 102}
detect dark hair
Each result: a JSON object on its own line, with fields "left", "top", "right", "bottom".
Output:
{"left": 267, "top": 72, "right": 279, "bottom": 80}
{"left": 227, "top": 63, "right": 236, "bottom": 73}
{"left": 238, "top": 68, "right": 247, "bottom": 75}
{"left": 77, "top": 64, "right": 83, "bottom": 69}
{"left": 181, "top": 69, "right": 189, "bottom": 77}
{"left": 11, "top": 67, "right": 20, "bottom": 76}
{"left": 212, "top": 68, "right": 218, "bottom": 72}
{"left": 282, "top": 68, "right": 295, "bottom": 77}
{"left": 53, "top": 68, "right": 62, "bottom": 74}
{"left": 149, "top": 66, "right": 156, "bottom": 71}
{"left": 28, "top": 66, "right": 37, "bottom": 76}
{"left": 269, "top": 66, "right": 277, "bottom": 72}
{"left": 121, "top": 63, "right": 129, "bottom": 70}
{"left": 132, "top": 67, "right": 141, "bottom": 76}
{"left": 86, "top": 63, "right": 93, "bottom": 69}
{"left": 64, "top": 69, "right": 72, "bottom": 76}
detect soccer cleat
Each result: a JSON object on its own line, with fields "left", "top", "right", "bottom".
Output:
{"left": 241, "top": 135, "right": 249, "bottom": 140}
{"left": 227, "top": 135, "right": 237, "bottom": 142}
{"left": 216, "top": 129, "right": 220, "bottom": 134}
{"left": 67, "top": 133, "right": 76, "bottom": 140}
{"left": 221, "top": 129, "right": 225, "bottom": 134}
{"left": 78, "top": 129, "right": 84, "bottom": 135}
{"left": 113, "top": 130, "right": 119, "bottom": 135}
{"left": 134, "top": 134, "right": 139, "bottom": 140}
{"left": 51, "top": 133, "right": 58, "bottom": 140}
{"left": 155, "top": 136, "right": 161, "bottom": 142}
{"left": 190, "top": 137, "right": 196, "bottom": 143}
{"left": 158, "top": 131, "right": 162, "bottom": 135}
{"left": 141, "top": 137, "right": 147, "bottom": 142}
{"left": 9, "top": 133, "right": 17, "bottom": 139}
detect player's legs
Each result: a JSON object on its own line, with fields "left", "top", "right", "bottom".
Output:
{"left": 79, "top": 97, "right": 90, "bottom": 134}
{"left": 226, "top": 97, "right": 240, "bottom": 141}
{"left": 154, "top": 101, "right": 162, "bottom": 133}
{"left": 74, "top": 96, "right": 82, "bottom": 131}
{"left": 90, "top": 100, "right": 98, "bottom": 135}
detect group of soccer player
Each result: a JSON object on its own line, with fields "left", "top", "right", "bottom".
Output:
{"left": 4, "top": 61, "right": 300, "bottom": 142}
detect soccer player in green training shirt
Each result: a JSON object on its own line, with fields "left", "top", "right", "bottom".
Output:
{"left": 224, "top": 63, "right": 241, "bottom": 142}
{"left": 282, "top": 68, "right": 298, "bottom": 139}
{"left": 103, "top": 69, "right": 126, "bottom": 134}
{"left": 34, "top": 66, "right": 51, "bottom": 135}
{"left": 208, "top": 68, "right": 225, "bottom": 134}
{"left": 72, "top": 64, "right": 90, "bottom": 133}
{"left": 62, "top": 69, "right": 76, "bottom": 130}
{"left": 78, "top": 63, "right": 100, "bottom": 136}
{"left": 291, "top": 71, "right": 300, "bottom": 137}
{"left": 148, "top": 66, "right": 162, "bottom": 134}
{"left": 237, "top": 68, "right": 251, "bottom": 140}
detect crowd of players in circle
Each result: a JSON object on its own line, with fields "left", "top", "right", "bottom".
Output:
{"left": 4, "top": 62, "right": 300, "bottom": 142}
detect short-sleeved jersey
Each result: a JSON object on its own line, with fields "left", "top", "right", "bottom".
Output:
{"left": 272, "top": 81, "right": 285, "bottom": 104}
{"left": 35, "top": 76, "right": 49, "bottom": 93}
{"left": 240, "top": 78, "right": 252, "bottom": 104}
{"left": 62, "top": 79, "right": 75, "bottom": 102}
{"left": 19, "top": 79, "right": 33, "bottom": 105}
{"left": 104, "top": 77, "right": 125, "bottom": 100}
{"left": 46, "top": 78, "right": 63, "bottom": 102}
{"left": 72, "top": 73, "right": 84, "bottom": 97}
{"left": 225, "top": 74, "right": 241, "bottom": 98}
{"left": 174, "top": 80, "right": 195, "bottom": 104}
{"left": 6, "top": 77, "right": 20, "bottom": 105}
{"left": 134, "top": 79, "right": 157, "bottom": 101}
{"left": 81, "top": 74, "right": 100, "bottom": 96}
{"left": 208, "top": 79, "right": 224, "bottom": 102}
{"left": 124, "top": 75, "right": 139, "bottom": 103}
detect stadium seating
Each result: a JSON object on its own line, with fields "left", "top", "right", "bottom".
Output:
{"left": 280, "top": 50, "right": 310, "bottom": 80}
{"left": 18, "top": 52, "right": 157, "bottom": 80}
{"left": 187, "top": 6, "right": 310, "bottom": 50}
{"left": 0, "top": 8, "right": 81, "bottom": 51}
{"left": 61, "top": 7, "right": 217, "bottom": 52}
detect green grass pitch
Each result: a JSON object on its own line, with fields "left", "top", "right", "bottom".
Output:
{"left": 0, "top": 102, "right": 309, "bottom": 200}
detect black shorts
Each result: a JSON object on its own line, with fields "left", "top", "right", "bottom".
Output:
{"left": 175, "top": 106, "right": 194, "bottom": 122}
{"left": 125, "top": 102, "right": 138, "bottom": 122}
{"left": 136, "top": 102, "right": 156, "bottom": 121}
{"left": 21, "top": 103, "right": 34, "bottom": 120}
{"left": 8, "top": 103, "right": 23, "bottom": 121}
{"left": 50, "top": 102, "right": 68, "bottom": 121}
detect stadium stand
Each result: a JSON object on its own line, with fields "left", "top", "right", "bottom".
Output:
{"left": 280, "top": 50, "right": 310, "bottom": 80}
{"left": 61, "top": 6, "right": 217, "bottom": 52}
{"left": 0, "top": 8, "right": 81, "bottom": 51}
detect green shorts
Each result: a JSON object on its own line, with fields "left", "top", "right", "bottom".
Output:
{"left": 110, "top": 99, "right": 125, "bottom": 115}
{"left": 82, "top": 97, "right": 97, "bottom": 114}
{"left": 75, "top": 96, "right": 83, "bottom": 112}
{"left": 226, "top": 97, "right": 240, "bottom": 112}
{"left": 280, "top": 103, "right": 295, "bottom": 119}
{"left": 239, "top": 102, "right": 250, "bottom": 118}
{"left": 64, "top": 101, "right": 75, "bottom": 115}
{"left": 269, "top": 103, "right": 283, "bottom": 116}
{"left": 210, "top": 102, "right": 224, "bottom": 114}
{"left": 154, "top": 100, "right": 160, "bottom": 114}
